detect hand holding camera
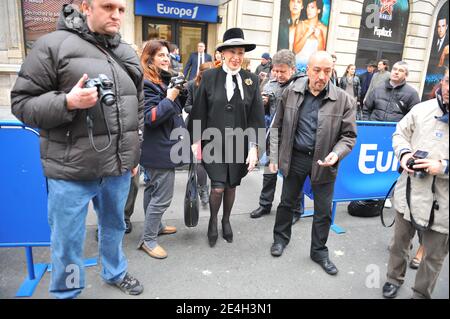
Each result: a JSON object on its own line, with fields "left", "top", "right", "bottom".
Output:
{"left": 399, "top": 150, "right": 440, "bottom": 178}
{"left": 66, "top": 74, "right": 99, "bottom": 110}
{"left": 167, "top": 75, "right": 187, "bottom": 102}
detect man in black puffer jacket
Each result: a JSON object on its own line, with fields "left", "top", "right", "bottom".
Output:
{"left": 11, "top": 0, "right": 144, "bottom": 298}
{"left": 362, "top": 61, "right": 420, "bottom": 122}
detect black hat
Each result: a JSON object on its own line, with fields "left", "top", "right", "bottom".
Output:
{"left": 216, "top": 28, "right": 256, "bottom": 52}
{"left": 367, "top": 60, "right": 377, "bottom": 67}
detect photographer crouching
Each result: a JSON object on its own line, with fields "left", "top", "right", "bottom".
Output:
{"left": 11, "top": 0, "right": 144, "bottom": 298}
{"left": 383, "top": 67, "right": 449, "bottom": 299}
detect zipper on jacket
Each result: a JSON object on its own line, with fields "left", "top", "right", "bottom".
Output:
{"left": 64, "top": 130, "right": 72, "bottom": 162}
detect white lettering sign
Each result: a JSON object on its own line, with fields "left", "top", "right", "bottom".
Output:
{"left": 157, "top": 3, "right": 198, "bottom": 19}
{"left": 358, "top": 144, "right": 399, "bottom": 174}
{"left": 373, "top": 26, "right": 393, "bottom": 38}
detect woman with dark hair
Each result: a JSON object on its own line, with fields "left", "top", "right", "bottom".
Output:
{"left": 189, "top": 28, "right": 265, "bottom": 247}
{"left": 184, "top": 61, "right": 215, "bottom": 206}
{"left": 138, "top": 40, "right": 189, "bottom": 259}
{"left": 293, "top": 0, "right": 327, "bottom": 66}
{"left": 339, "top": 64, "right": 361, "bottom": 117}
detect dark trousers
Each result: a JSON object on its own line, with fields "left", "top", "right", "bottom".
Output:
{"left": 259, "top": 173, "right": 304, "bottom": 214}
{"left": 273, "top": 150, "right": 335, "bottom": 261}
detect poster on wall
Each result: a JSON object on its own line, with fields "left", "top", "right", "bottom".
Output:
{"left": 22, "top": 0, "right": 82, "bottom": 52}
{"left": 422, "top": 1, "right": 449, "bottom": 101}
{"left": 277, "top": 0, "right": 332, "bottom": 72}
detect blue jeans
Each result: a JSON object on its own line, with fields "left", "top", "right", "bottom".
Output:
{"left": 47, "top": 172, "right": 131, "bottom": 299}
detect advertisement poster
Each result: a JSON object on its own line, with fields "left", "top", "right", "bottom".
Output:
{"left": 277, "top": 0, "right": 332, "bottom": 72}
{"left": 422, "top": 1, "right": 449, "bottom": 101}
{"left": 22, "top": 0, "right": 82, "bottom": 51}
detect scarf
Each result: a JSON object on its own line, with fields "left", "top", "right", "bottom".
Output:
{"left": 222, "top": 63, "right": 244, "bottom": 102}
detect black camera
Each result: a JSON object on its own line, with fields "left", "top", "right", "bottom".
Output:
{"left": 168, "top": 75, "right": 187, "bottom": 91}
{"left": 406, "top": 150, "right": 429, "bottom": 178}
{"left": 84, "top": 74, "right": 116, "bottom": 106}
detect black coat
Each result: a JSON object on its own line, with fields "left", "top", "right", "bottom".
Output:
{"left": 189, "top": 67, "right": 265, "bottom": 186}
{"left": 362, "top": 80, "right": 420, "bottom": 122}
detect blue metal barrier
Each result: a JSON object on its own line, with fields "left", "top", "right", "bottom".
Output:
{"left": 302, "top": 121, "right": 400, "bottom": 234}
{"left": 0, "top": 120, "right": 96, "bottom": 297}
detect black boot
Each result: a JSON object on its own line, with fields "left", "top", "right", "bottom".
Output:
{"left": 222, "top": 220, "right": 233, "bottom": 243}
{"left": 208, "top": 217, "right": 218, "bottom": 247}
{"left": 199, "top": 184, "right": 209, "bottom": 207}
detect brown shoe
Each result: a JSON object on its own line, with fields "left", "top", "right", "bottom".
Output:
{"left": 140, "top": 243, "right": 167, "bottom": 259}
{"left": 159, "top": 225, "right": 177, "bottom": 235}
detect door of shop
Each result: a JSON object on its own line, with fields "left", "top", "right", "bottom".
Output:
{"left": 143, "top": 18, "right": 207, "bottom": 72}
{"left": 355, "top": 39, "right": 403, "bottom": 75}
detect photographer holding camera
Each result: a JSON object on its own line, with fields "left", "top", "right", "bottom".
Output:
{"left": 10, "top": 1, "right": 144, "bottom": 298}
{"left": 383, "top": 67, "right": 449, "bottom": 299}
{"left": 138, "top": 40, "right": 190, "bottom": 259}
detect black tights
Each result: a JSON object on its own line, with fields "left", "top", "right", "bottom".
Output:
{"left": 209, "top": 187, "right": 236, "bottom": 222}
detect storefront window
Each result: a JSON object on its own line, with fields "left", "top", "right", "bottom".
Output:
{"left": 21, "top": 0, "right": 82, "bottom": 52}
{"left": 355, "top": 0, "right": 410, "bottom": 75}
{"left": 277, "top": 0, "right": 333, "bottom": 72}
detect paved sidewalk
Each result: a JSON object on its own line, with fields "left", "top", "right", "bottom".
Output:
{"left": 0, "top": 169, "right": 448, "bottom": 299}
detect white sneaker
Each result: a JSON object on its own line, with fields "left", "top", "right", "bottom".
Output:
{"left": 384, "top": 199, "right": 392, "bottom": 208}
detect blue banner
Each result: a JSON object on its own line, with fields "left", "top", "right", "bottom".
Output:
{"left": 304, "top": 121, "right": 400, "bottom": 201}
{"left": 135, "top": 0, "right": 219, "bottom": 23}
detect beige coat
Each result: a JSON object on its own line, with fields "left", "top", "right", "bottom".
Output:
{"left": 392, "top": 98, "right": 449, "bottom": 234}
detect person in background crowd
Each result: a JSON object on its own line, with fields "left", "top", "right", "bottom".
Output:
{"left": 214, "top": 50, "right": 222, "bottom": 67}
{"left": 139, "top": 40, "right": 190, "bottom": 259}
{"left": 189, "top": 28, "right": 265, "bottom": 247}
{"left": 364, "top": 59, "right": 390, "bottom": 102}
{"left": 169, "top": 43, "right": 182, "bottom": 74}
{"left": 10, "top": 0, "right": 144, "bottom": 297}
{"left": 255, "top": 52, "right": 272, "bottom": 84}
{"left": 241, "top": 57, "right": 252, "bottom": 72}
{"left": 250, "top": 49, "right": 304, "bottom": 225}
{"left": 382, "top": 67, "right": 449, "bottom": 299}
{"left": 339, "top": 64, "right": 361, "bottom": 118}
{"left": 329, "top": 53, "right": 338, "bottom": 86}
{"left": 184, "top": 61, "right": 215, "bottom": 207}
{"left": 183, "top": 42, "right": 212, "bottom": 81}
{"left": 363, "top": 61, "right": 420, "bottom": 122}
{"left": 359, "top": 61, "right": 377, "bottom": 106}
{"left": 268, "top": 51, "right": 357, "bottom": 276}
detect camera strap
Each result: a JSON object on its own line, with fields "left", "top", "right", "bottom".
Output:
{"left": 406, "top": 175, "right": 437, "bottom": 231}
{"left": 380, "top": 181, "right": 397, "bottom": 228}
{"left": 93, "top": 44, "right": 133, "bottom": 82}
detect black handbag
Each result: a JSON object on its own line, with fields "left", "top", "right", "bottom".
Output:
{"left": 184, "top": 163, "right": 199, "bottom": 227}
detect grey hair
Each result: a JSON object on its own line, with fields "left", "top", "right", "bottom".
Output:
{"left": 272, "top": 49, "right": 296, "bottom": 68}
{"left": 393, "top": 60, "right": 409, "bottom": 75}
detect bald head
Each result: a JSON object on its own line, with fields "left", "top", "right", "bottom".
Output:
{"left": 306, "top": 51, "right": 334, "bottom": 95}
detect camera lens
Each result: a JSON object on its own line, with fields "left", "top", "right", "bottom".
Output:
{"left": 102, "top": 94, "right": 116, "bottom": 106}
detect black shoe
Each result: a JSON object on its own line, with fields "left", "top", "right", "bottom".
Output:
{"left": 250, "top": 206, "right": 270, "bottom": 219}
{"left": 207, "top": 218, "right": 218, "bottom": 247}
{"left": 199, "top": 185, "right": 209, "bottom": 207}
{"left": 292, "top": 213, "right": 301, "bottom": 225}
{"left": 382, "top": 282, "right": 399, "bottom": 299}
{"left": 270, "top": 242, "right": 285, "bottom": 257}
{"left": 125, "top": 220, "right": 132, "bottom": 234}
{"left": 313, "top": 258, "right": 338, "bottom": 275}
{"left": 222, "top": 220, "right": 233, "bottom": 243}
{"left": 113, "top": 273, "right": 144, "bottom": 295}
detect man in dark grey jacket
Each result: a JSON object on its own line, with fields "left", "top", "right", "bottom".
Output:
{"left": 10, "top": 0, "right": 144, "bottom": 298}
{"left": 363, "top": 61, "right": 420, "bottom": 122}
{"left": 268, "top": 51, "right": 357, "bottom": 276}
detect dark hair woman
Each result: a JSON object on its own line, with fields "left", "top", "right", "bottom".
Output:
{"left": 139, "top": 40, "right": 189, "bottom": 259}
{"left": 339, "top": 64, "right": 361, "bottom": 118}
{"left": 184, "top": 61, "right": 215, "bottom": 206}
{"left": 189, "top": 28, "right": 265, "bottom": 247}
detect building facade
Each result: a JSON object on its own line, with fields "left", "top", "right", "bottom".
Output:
{"left": 0, "top": 0, "right": 448, "bottom": 110}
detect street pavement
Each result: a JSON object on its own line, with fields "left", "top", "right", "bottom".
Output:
{"left": 0, "top": 168, "right": 448, "bottom": 299}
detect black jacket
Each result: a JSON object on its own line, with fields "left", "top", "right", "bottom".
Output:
{"left": 189, "top": 67, "right": 265, "bottom": 185}
{"left": 362, "top": 80, "right": 420, "bottom": 122}
{"left": 10, "top": 5, "right": 144, "bottom": 180}
{"left": 140, "top": 73, "right": 189, "bottom": 169}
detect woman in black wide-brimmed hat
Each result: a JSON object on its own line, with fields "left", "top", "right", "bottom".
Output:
{"left": 189, "top": 28, "right": 265, "bottom": 247}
